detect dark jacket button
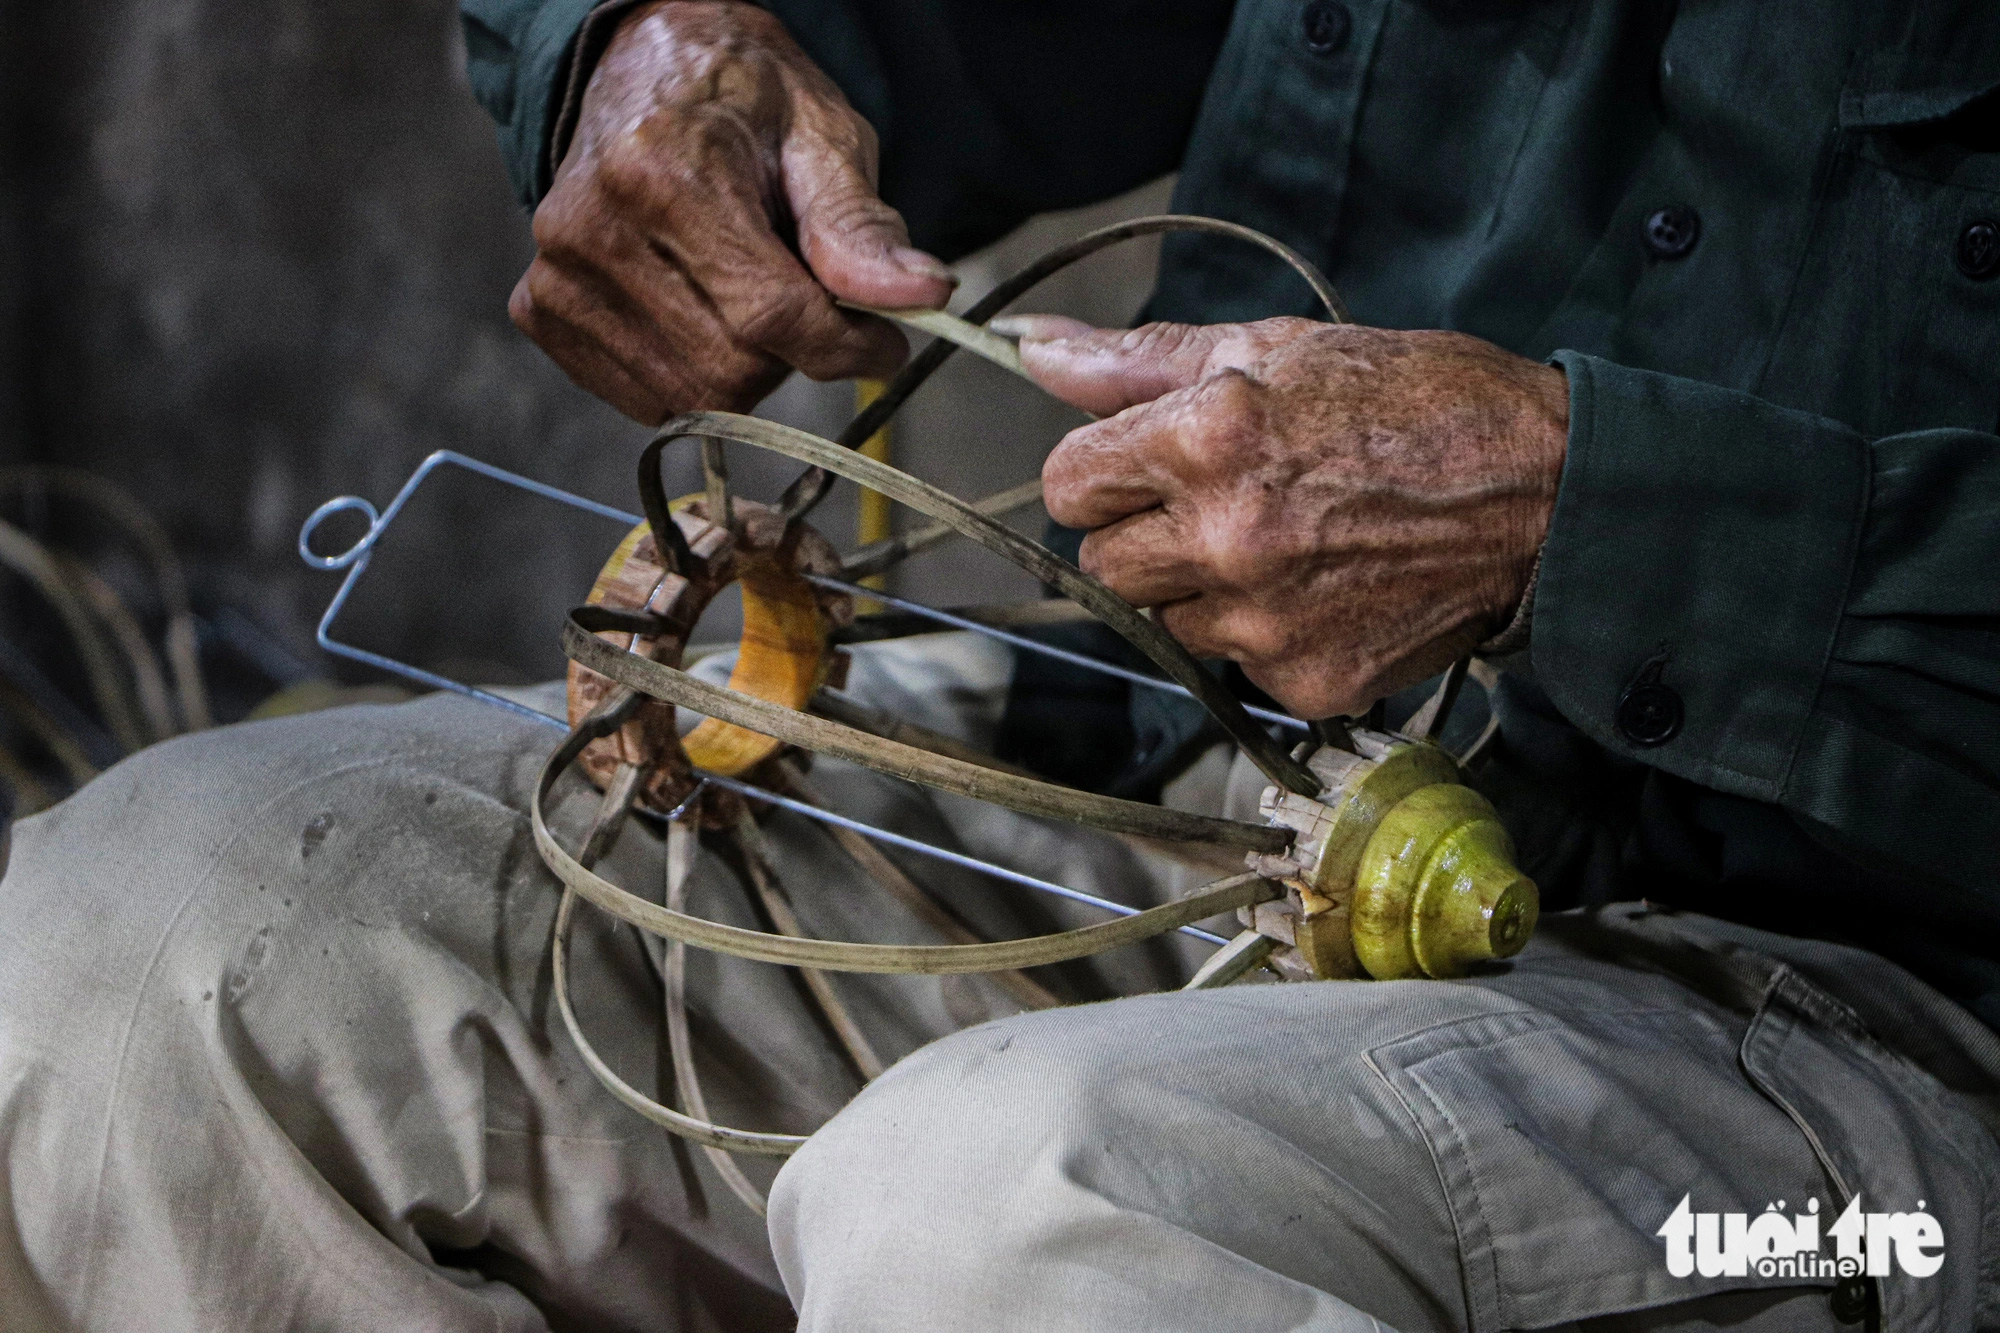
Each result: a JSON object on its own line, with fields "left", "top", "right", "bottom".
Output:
{"left": 1616, "top": 682, "right": 1683, "bottom": 746}
{"left": 1643, "top": 205, "right": 1700, "bottom": 259}
{"left": 1302, "top": 0, "right": 1352, "bottom": 55}
{"left": 1829, "top": 1276, "right": 1874, "bottom": 1325}
{"left": 1958, "top": 219, "right": 2000, "bottom": 280}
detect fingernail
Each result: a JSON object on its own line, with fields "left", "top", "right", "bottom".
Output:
{"left": 988, "top": 314, "right": 1094, "bottom": 343}
{"left": 891, "top": 246, "right": 956, "bottom": 286}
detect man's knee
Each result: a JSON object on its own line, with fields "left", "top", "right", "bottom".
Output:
{"left": 768, "top": 991, "right": 1464, "bottom": 1330}
{"left": 0, "top": 695, "right": 684, "bottom": 1329}
{"left": 770, "top": 1010, "right": 1137, "bottom": 1325}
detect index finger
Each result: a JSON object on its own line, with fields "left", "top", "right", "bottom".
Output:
{"left": 1007, "top": 319, "right": 1305, "bottom": 418}
{"left": 1041, "top": 402, "right": 1179, "bottom": 531}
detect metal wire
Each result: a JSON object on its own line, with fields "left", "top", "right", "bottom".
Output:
{"left": 298, "top": 452, "right": 1232, "bottom": 947}
{"left": 299, "top": 451, "right": 642, "bottom": 731}
{"left": 304, "top": 452, "right": 1289, "bottom": 743}
{"left": 700, "top": 770, "right": 1229, "bottom": 945}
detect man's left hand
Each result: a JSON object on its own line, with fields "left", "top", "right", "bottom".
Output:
{"left": 1008, "top": 316, "right": 1568, "bottom": 720}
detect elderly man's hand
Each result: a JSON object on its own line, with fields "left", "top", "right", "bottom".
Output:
{"left": 1010, "top": 316, "right": 1567, "bottom": 720}
{"left": 511, "top": 1, "right": 954, "bottom": 422}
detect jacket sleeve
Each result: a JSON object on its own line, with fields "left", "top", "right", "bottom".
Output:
{"left": 457, "top": 0, "right": 1233, "bottom": 256}
{"left": 1535, "top": 351, "right": 2000, "bottom": 892}
{"left": 459, "top": 0, "right": 608, "bottom": 209}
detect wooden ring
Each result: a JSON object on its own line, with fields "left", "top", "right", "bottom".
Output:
{"left": 565, "top": 496, "right": 852, "bottom": 818}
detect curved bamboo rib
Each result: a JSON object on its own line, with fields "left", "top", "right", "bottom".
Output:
{"left": 639, "top": 415, "right": 1319, "bottom": 797}
{"left": 53, "top": 553, "right": 177, "bottom": 743}
{"left": 0, "top": 518, "right": 149, "bottom": 753}
{"left": 841, "top": 477, "right": 1045, "bottom": 580}
{"left": 840, "top": 304, "right": 1026, "bottom": 378}
{"left": 787, "top": 213, "right": 1349, "bottom": 525}
{"left": 551, "top": 886, "right": 809, "bottom": 1155}
{"left": 566, "top": 615, "right": 1288, "bottom": 854}
{"left": 662, "top": 820, "right": 792, "bottom": 1194}
{"left": 535, "top": 212, "right": 1352, "bottom": 1164}
{"left": 535, "top": 707, "right": 1278, "bottom": 974}
{"left": 0, "top": 465, "right": 212, "bottom": 731}
{"left": 550, "top": 771, "right": 808, "bottom": 1157}
{"left": 727, "top": 812, "right": 888, "bottom": 1080}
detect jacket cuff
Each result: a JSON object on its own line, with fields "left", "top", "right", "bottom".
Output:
{"left": 1475, "top": 550, "right": 1539, "bottom": 657}
{"left": 462, "top": 0, "right": 608, "bottom": 208}
{"left": 473, "top": 0, "right": 888, "bottom": 213}
{"left": 1531, "top": 352, "right": 1869, "bottom": 802}
{"left": 547, "top": 0, "right": 652, "bottom": 188}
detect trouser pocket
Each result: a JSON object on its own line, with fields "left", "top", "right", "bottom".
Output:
{"left": 1368, "top": 998, "right": 1838, "bottom": 1330}
{"left": 1733, "top": 965, "right": 1999, "bottom": 1333}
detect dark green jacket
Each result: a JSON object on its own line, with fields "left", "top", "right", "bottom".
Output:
{"left": 461, "top": 0, "right": 2000, "bottom": 1025}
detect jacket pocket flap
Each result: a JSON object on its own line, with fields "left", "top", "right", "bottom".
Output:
{"left": 1840, "top": 49, "right": 2000, "bottom": 131}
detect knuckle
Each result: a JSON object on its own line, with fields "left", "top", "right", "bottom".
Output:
{"left": 1188, "top": 599, "right": 1282, "bottom": 667}
{"left": 529, "top": 193, "right": 582, "bottom": 255}
{"left": 1259, "top": 660, "right": 1350, "bottom": 720}
{"left": 800, "top": 111, "right": 873, "bottom": 166}
{"left": 1203, "top": 501, "right": 1294, "bottom": 591}
{"left": 1201, "top": 366, "right": 1262, "bottom": 414}
{"left": 1203, "top": 530, "right": 1264, "bottom": 592}
{"left": 1157, "top": 600, "right": 1222, "bottom": 655}
{"left": 1040, "top": 430, "right": 1087, "bottom": 480}
{"left": 1178, "top": 373, "right": 1263, "bottom": 463}
{"left": 594, "top": 138, "right": 661, "bottom": 205}
{"left": 1040, "top": 470, "right": 1088, "bottom": 520}
{"left": 1120, "top": 321, "right": 1200, "bottom": 362}
{"left": 1202, "top": 370, "right": 1265, "bottom": 426}
{"left": 654, "top": 147, "right": 718, "bottom": 203}
{"left": 1231, "top": 613, "right": 1292, "bottom": 663}
{"left": 1268, "top": 316, "right": 1324, "bottom": 345}
{"left": 803, "top": 185, "right": 903, "bottom": 241}
{"left": 638, "top": 360, "right": 705, "bottom": 416}
{"left": 685, "top": 345, "right": 784, "bottom": 410}
{"left": 850, "top": 116, "right": 881, "bottom": 170}
{"left": 521, "top": 262, "right": 568, "bottom": 316}
{"left": 1260, "top": 316, "right": 1320, "bottom": 340}
{"left": 1039, "top": 434, "right": 1106, "bottom": 520}
{"left": 733, "top": 284, "right": 819, "bottom": 350}
{"left": 507, "top": 274, "right": 539, "bottom": 332}
{"left": 1235, "top": 316, "right": 1318, "bottom": 362}
{"left": 1074, "top": 531, "right": 1121, "bottom": 585}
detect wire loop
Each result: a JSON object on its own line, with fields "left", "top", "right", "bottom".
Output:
{"left": 297, "top": 495, "right": 384, "bottom": 570}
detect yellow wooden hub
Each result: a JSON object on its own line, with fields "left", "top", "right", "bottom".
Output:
{"left": 1254, "top": 733, "right": 1540, "bottom": 980}
{"left": 1349, "top": 782, "right": 1538, "bottom": 979}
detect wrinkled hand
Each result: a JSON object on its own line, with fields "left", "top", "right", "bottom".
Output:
{"left": 512, "top": 0, "right": 954, "bottom": 422}
{"left": 1011, "top": 316, "right": 1567, "bottom": 719}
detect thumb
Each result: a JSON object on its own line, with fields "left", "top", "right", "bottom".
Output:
{"left": 783, "top": 139, "right": 955, "bottom": 310}
{"left": 998, "top": 319, "right": 1250, "bottom": 417}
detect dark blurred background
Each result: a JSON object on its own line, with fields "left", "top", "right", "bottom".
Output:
{"left": 0, "top": 0, "right": 1166, "bottom": 812}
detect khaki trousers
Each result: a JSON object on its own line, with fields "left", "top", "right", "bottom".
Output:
{"left": 0, "top": 635, "right": 1992, "bottom": 1331}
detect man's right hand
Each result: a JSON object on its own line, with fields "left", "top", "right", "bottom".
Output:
{"left": 510, "top": 0, "right": 955, "bottom": 423}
